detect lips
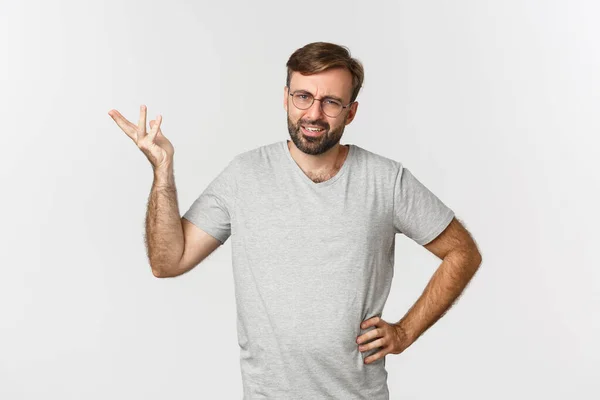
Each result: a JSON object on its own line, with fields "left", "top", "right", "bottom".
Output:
{"left": 300, "top": 124, "right": 327, "bottom": 137}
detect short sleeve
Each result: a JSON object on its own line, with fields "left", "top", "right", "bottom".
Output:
{"left": 392, "top": 164, "right": 455, "bottom": 245}
{"left": 182, "top": 157, "right": 238, "bottom": 244}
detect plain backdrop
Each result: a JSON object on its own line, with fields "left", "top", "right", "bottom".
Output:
{"left": 1, "top": 0, "right": 598, "bottom": 399}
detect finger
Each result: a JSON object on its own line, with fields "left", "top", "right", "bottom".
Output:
{"left": 151, "top": 120, "right": 165, "bottom": 138}
{"left": 361, "top": 316, "right": 380, "bottom": 329}
{"left": 108, "top": 109, "right": 138, "bottom": 141}
{"left": 359, "top": 337, "right": 385, "bottom": 352}
{"left": 357, "top": 327, "right": 381, "bottom": 344}
{"left": 150, "top": 118, "right": 162, "bottom": 129}
{"left": 137, "top": 105, "right": 147, "bottom": 141}
{"left": 148, "top": 115, "right": 162, "bottom": 142}
{"left": 364, "top": 349, "right": 387, "bottom": 364}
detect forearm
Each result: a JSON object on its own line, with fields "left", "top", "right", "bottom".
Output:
{"left": 394, "top": 249, "right": 482, "bottom": 343}
{"left": 145, "top": 164, "right": 184, "bottom": 277}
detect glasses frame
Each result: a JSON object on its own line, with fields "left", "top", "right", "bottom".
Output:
{"left": 288, "top": 88, "right": 354, "bottom": 118}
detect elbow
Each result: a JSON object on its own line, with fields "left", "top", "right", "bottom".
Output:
{"left": 151, "top": 264, "right": 176, "bottom": 278}
{"left": 454, "top": 247, "right": 482, "bottom": 274}
{"left": 150, "top": 256, "right": 189, "bottom": 278}
{"left": 472, "top": 250, "right": 482, "bottom": 267}
{"left": 152, "top": 268, "right": 167, "bottom": 278}
{"left": 471, "top": 251, "right": 483, "bottom": 274}
{"left": 474, "top": 247, "right": 483, "bottom": 266}
{"left": 463, "top": 243, "right": 482, "bottom": 269}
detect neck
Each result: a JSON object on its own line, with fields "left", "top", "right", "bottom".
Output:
{"left": 286, "top": 140, "right": 348, "bottom": 174}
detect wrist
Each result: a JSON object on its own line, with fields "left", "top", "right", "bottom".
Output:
{"left": 393, "top": 320, "right": 417, "bottom": 344}
{"left": 153, "top": 164, "right": 174, "bottom": 186}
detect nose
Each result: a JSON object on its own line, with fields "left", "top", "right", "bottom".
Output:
{"left": 305, "top": 98, "right": 326, "bottom": 120}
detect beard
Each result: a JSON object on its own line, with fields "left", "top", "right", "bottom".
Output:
{"left": 287, "top": 113, "right": 346, "bottom": 156}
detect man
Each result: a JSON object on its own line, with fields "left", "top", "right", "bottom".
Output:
{"left": 108, "top": 42, "right": 482, "bottom": 399}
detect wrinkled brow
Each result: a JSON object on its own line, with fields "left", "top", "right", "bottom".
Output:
{"left": 293, "top": 89, "right": 344, "bottom": 103}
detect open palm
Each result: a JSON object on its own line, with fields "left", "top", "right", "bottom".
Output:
{"left": 108, "top": 105, "right": 174, "bottom": 170}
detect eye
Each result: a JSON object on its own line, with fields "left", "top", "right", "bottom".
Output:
{"left": 324, "top": 99, "right": 341, "bottom": 106}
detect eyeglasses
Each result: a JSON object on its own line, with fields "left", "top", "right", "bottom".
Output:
{"left": 288, "top": 89, "right": 354, "bottom": 118}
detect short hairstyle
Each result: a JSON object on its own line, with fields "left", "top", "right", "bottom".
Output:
{"left": 286, "top": 42, "right": 365, "bottom": 103}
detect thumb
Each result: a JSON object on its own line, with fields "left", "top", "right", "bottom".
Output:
{"left": 149, "top": 119, "right": 160, "bottom": 132}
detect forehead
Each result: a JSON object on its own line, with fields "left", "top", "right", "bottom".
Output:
{"left": 289, "top": 67, "right": 353, "bottom": 100}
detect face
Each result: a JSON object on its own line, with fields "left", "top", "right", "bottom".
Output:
{"left": 284, "top": 67, "right": 359, "bottom": 156}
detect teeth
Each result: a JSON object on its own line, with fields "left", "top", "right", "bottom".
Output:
{"left": 305, "top": 126, "right": 324, "bottom": 131}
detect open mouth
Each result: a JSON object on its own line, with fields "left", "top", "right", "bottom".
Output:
{"left": 300, "top": 125, "right": 326, "bottom": 137}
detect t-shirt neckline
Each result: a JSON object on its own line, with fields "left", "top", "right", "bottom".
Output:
{"left": 282, "top": 140, "right": 355, "bottom": 188}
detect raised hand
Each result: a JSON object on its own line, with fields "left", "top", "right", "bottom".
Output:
{"left": 108, "top": 105, "right": 174, "bottom": 170}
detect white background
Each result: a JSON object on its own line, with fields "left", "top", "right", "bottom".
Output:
{"left": 1, "top": 0, "right": 598, "bottom": 398}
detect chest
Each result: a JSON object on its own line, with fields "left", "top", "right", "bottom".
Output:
{"left": 233, "top": 186, "right": 392, "bottom": 261}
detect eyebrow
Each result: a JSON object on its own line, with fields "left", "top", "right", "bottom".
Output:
{"left": 294, "top": 89, "right": 345, "bottom": 103}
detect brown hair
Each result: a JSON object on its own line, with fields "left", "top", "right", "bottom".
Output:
{"left": 286, "top": 42, "right": 364, "bottom": 103}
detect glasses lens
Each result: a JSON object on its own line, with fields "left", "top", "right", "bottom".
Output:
{"left": 322, "top": 99, "right": 343, "bottom": 117}
{"left": 292, "top": 93, "right": 313, "bottom": 109}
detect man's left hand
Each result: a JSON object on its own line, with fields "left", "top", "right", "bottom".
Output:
{"left": 356, "top": 316, "right": 411, "bottom": 364}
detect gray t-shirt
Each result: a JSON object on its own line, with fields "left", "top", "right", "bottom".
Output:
{"left": 183, "top": 140, "right": 454, "bottom": 399}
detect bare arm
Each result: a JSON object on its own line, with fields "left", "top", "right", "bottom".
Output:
{"left": 109, "top": 105, "right": 222, "bottom": 278}
{"left": 146, "top": 165, "right": 222, "bottom": 277}
{"left": 145, "top": 165, "right": 184, "bottom": 277}
{"left": 393, "top": 217, "right": 483, "bottom": 344}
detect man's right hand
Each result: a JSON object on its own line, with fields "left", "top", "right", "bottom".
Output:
{"left": 108, "top": 104, "right": 174, "bottom": 170}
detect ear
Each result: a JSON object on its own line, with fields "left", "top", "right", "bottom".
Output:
{"left": 283, "top": 86, "right": 289, "bottom": 111}
{"left": 344, "top": 101, "right": 359, "bottom": 125}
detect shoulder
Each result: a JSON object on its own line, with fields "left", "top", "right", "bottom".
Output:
{"left": 222, "top": 141, "right": 286, "bottom": 182}
{"left": 350, "top": 144, "right": 404, "bottom": 181}
{"left": 232, "top": 141, "right": 284, "bottom": 166}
